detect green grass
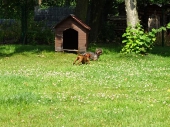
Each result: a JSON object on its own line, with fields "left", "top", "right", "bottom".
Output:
{"left": 0, "top": 44, "right": 170, "bottom": 127}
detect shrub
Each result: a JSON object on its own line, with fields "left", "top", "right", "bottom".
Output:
{"left": 27, "top": 20, "right": 54, "bottom": 45}
{"left": 121, "top": 23, "right": 170, "bottom": 54}
{"left": 0, "top": 20, "right": 21, "bottom": 44}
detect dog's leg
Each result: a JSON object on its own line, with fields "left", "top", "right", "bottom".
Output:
{"left": 73, "top": 57, "right": 79, "bottom": 65}
{"left": 73, "top": 56, "right": 84, "bottom": 65}
{"left": 86, "top": 57, "right": 90, "bottom": 64}
{"left": 77, "top": 56, "right": 83, "bottom": 65}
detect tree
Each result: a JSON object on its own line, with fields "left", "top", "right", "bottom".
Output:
{"left": 40, "top": 0, "right": 76, "bottom": 7}
{"left": 125, "top": 0, "right": 139, "bottom": 27}
{"left": 74, "top": 0, "right": 107, "bottom": 42}
{"left": 88, "top": 0, "right": 106, "bottom": 42}
{"left": 74, "top": 0, "right": 88, "bottom": 22}
{"left": 0, "top": 0, "right": 37, "bottom": 19}
{"left": 121, "top": 0, "right": 170, "bottom": 54}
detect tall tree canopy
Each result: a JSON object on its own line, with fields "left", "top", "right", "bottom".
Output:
{"left": 0, "top": 0, "right": 37, "bottom": 19}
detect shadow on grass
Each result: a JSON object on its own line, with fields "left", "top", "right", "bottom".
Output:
{"left": 0, "top": 43, "right": 122, "bottom": 58}
{"left": 88, "top": 43, "right": 122, "bottom": 54}
{"left": 89, "top": 43, "right": 170, "bottom": 57}
{"left": 151, "top": 46, "right": 170, "bottom": 57}
{"left": 0, "top": 44, "right": 54, "bottom": 57}
{"left": 2, "top": 44, "right": 169, "bottom": 58}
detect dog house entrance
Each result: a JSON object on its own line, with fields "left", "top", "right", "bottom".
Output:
{"left": 63, "top": 28, "right": 78, "bottom": 51}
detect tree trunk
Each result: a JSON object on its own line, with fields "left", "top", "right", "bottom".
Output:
{"left": 125, "top": 0, "right": 139, "bottom": 27}
{"left": 38, "top": 0, "right": 42, "bottom": 5}
{"left": 74, "top": 0, "right": 88, "bottom": 22}
{"left": 89, "top": 0, "right": 106, "bottom": 42}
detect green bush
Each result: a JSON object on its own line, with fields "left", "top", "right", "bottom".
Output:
{"left": 0, "top": 19, "right": 55, "bottom": 45}
{"left": 27, "top": 20, "right": 54, "bottom": 45}
{"left": 121, "top": 23, "right": 170, "bottom": 54}
{"left": 0, "top": 20, "right": 21, "bottom": 44}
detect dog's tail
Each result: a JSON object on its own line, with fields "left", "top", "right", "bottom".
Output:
{"left": 95, "top": 48, "right": 103, "bottom": 55}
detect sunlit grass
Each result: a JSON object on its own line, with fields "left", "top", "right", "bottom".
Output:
{"left": 0, "top": 44, "right": 170, "bottom": 127}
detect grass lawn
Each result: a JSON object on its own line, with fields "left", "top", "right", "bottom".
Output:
{"left": 0, "top": 44, "right": 170, "bottom": 127}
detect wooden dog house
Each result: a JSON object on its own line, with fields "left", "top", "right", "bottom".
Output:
{"left": 54, "top": 14, "right": 91, "bottom": 52}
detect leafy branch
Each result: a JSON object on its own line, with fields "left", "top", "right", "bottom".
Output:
{"left": 121, "top": 23, "right": 170, "bottom": 54}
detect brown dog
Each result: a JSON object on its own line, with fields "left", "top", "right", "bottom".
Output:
{"left": 73, "top": 53, "right": 91, "bottom": 65}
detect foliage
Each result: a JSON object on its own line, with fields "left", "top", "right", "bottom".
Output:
{"left": 0, "top": 0, "right": 37, "bottom": 19}
{"left": 167, "top": 22, "right": 170, "bottom": 29}
{"left": 0, "top": 0, "right": 124, "bottom": 44}
{"left": 1, "top": 0, "right": 169, "bottom": 45}
{"left": 41, "top": 0, "right": 76, "bottom": 7}
{"left": 121, "top": 23, "right": 170, "bottom": 54}
{"left": 0, "top": 19, "right": 54, "bottom": 45}
{"left": 0, "top": 20, "right": 21, "bottom": 44}
{"left": 0, "top": 44, "right": 170, "bottom": 126}
{"left": 0, "top": 0, "right": 75, "bottom": 45}
{"left": 27, "top": 20, "right": 54, "bottom": 45}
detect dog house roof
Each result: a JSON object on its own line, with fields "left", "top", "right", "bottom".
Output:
{"left": 54, "top": 14, "right": 91, "bottom": 30}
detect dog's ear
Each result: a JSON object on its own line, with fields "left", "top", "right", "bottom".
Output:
{"left": 84, "top": 53, "right": 91, "bottom": 58}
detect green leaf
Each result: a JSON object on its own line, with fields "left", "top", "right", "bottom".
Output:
{"left": 167, "top": 23, "right": 170, "bottom": 29}
{"left": 122, "top": 33, "right": 127, "bottom": 36}
{"left": 152, "top": 38, "right": 156, "bottom": 42}
{"left": 122, "top": 40, "right": 127, "bottom": 43}
{"left": 152, "top": 28, "right": 156, "bottom": 32}
{"left": 136, "top": 40, "right": 143, "bottom": 45}
{"left": 148, "top": 32, "right": 155, "bottom": 37}
{"left": 145, "top": 37, "right": 150, "bottom": 42}
{"left": 162, "top": 27, "right": 166, "bottom": 31}
{"left": 139, "top": 36, "right": 145, "bottom": 40}
{"left": 139, "top": 31, "right": 144, "bottom": 34}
